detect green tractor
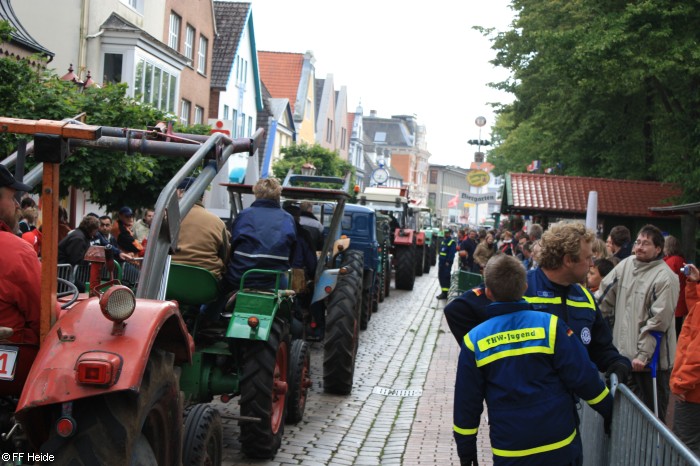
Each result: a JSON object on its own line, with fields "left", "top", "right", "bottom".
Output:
{"left": 225, "top": 170, "right": 364, "bottom": 397}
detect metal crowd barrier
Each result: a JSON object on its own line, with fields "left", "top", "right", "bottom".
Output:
{"left": 580, "top": 379, "right": 700, "bottom": 465}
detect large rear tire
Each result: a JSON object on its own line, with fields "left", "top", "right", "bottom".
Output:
{"left": 240, "top": 319, "right": 290, "bottom": 459}
{"left": 183, "top": 404, "right": 223, "bottom": 466}
{"left": 395, "top": 245, "right": 415, "bottom": 290}
{"left": 42, "top": 349, "right": 182, "bottom": 466}
{"left": 323, "top": 250, "right": 362, "bottom": 395}
{"left": 286, "top": 339, "right": 310, "bottom": 424}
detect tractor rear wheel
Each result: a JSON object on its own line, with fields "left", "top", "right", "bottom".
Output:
{"left": 286, "top": 339, "right": 310, "bottom": 424}
{"left": 323, "top": 250, "right": 362, "bottom": 395}
{"left": 42, "top": 349, "right": 182, "bottom": 466}
{"left": 395, "top": 245, "right": 415, "bottom": 290}
{"left": 183, "top": 403, "right": 223, "bottom": 466}
{"left": 240, "top": 319, "right": 290, "bottom": 459}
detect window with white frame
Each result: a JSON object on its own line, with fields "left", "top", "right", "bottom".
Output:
{"left": 197, "top": 36, "right": 208, "bottom": 74}
{"left": 134, "top": 57, "right": 178, "bottom": 114}
{"left": 223, "top": 105, "right": 229, "bottom": 120}
{"left": 180, "top": 100, "right": 191, "bottom": 126}
{"left": 194, "top": 106, "right": 204, "bottom": 125}
{"left": 184, "top": 25, "right": 194, "bottom": 60}
{"left": 248, "top": 116, "right": 253, "bottom": 137}
{"left": 239, "top": 113, "right": 246, "bottom": 137}
{"left": 103, "top": 53, "right": 123, "bottom": 83}
{"left": 232, "top": 110, "right": 238, "bottom": 137}
{"left": 169, "top": 13, "right": 181, "bottom": 51}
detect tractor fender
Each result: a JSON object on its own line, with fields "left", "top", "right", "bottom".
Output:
{"left": 15, "top": 297, "right": 193, "bottom": 414}
{"left": 415, "top": 232, "right": 426, "bottom": 246}
{"left": 394, "top": 229, "right": 414, "bottom": 246}
{"left": 311, "top": 268, "right": 343, "bottom": 304}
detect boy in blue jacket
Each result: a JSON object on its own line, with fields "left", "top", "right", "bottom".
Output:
{"left": 453, "top": 254, "right": 612, "bottom": 466}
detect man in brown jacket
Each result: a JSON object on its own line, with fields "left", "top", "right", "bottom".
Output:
{"left": 171, "top": 177, "right": 230, "bottom": 279}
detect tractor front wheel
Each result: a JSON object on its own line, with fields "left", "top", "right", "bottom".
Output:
{"left": 286, "top": 339, "right": 311, "bottom": 424}
{"left": 183, "top": 403, "right": 223, "bottom": 466}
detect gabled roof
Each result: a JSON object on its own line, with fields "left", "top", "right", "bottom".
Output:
{"left": 0, "top": 0, "right": 52, "bottom": 59}
{"left": 258, "top": 51, "right": 303, "bottom": 113}
{"left": 211, "top": 1, "right": 249, "bottom": 89}
{"left": 211, "top": 2, "right": 263, "bottom": 109}
{"left": 503, "top": 173, "right": 682, "bottom": 218}
{"left": 100, "top": 13, "right": 188, "bottom": 69}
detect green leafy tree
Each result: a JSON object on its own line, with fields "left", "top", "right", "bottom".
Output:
{"left": 0, "top": 56, "right": 210, "bottom": 211}
{"left": 271, "top": 143, "right": 355, "bottom": 191}
{"left": 482, "top": 0, "right": 700, "bottom": 201}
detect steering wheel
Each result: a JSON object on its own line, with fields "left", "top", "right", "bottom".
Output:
{"left": 57, "top": 277, "right": 80, "bottom": 309}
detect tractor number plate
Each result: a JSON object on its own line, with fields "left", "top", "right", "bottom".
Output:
{"left": 0, "top": 346, "right": 18, "bottom": 381}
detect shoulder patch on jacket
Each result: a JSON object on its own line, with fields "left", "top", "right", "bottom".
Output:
{"left": 566, "top": 328, "right": 574, "bottom": 337}
{"left": 471, "top": 287, "right": 483, "bottom": 296}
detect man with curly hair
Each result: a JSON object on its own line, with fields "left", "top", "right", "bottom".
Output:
{"left": 444, "top": 222, "right": 631, "bottom": 383}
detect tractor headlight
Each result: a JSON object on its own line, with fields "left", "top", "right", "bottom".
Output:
{"left": 99, "top": 286, "right": 136, "bottom": 322}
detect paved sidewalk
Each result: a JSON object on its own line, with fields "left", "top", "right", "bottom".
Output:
{"left": 404, "top": 300, "right": 493, "bottom": 465}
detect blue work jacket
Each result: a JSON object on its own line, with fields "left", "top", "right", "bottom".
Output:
{"left": 439, "top": 237, "right": 456, "bottom": 267}
{"left": 525, "top": 267, "right": 628, "bottom": 373}
{"left": 224, "top": 199, "right": 296, "bottom": 290}
{"left": 444, "top": 268, "right": 630, "bottom": 374}
{"left": 453, "top": 300, "right": 612, "bottom": 466}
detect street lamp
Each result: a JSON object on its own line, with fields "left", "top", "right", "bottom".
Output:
{"left": 301, "top": 162, "right": 316, "bottom": 176}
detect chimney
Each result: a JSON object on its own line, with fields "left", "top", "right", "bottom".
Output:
{"left": 370, "top": 110, "right": 377, "bottom": 117}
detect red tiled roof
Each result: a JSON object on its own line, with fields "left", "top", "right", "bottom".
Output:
{"left": 258, "top": 51, "right": 303, "bottom": 114}
{"left": 505, "top": 173, "right": 682, "bottom": 217}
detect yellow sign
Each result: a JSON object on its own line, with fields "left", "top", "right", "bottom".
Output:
{"left": 467, "top": 170, "right": 490, "bottom": 187}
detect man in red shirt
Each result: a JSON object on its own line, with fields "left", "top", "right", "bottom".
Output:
{"left": 0, "top": 165, "right": 40, "bottom": 345}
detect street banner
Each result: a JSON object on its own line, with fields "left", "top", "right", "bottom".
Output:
{"left": 460, "top": 192, "right": 497, "bottom": 203}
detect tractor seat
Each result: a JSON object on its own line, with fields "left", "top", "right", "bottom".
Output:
{"left": 165, "top": 263, "right": 220, "bottom": 306}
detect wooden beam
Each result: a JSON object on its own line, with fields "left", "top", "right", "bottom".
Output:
{"left": 40, "top": 163, "right": 60, "bottom": 342}
{"left": 0, "top": 117, "right": 101, "bottom": 140}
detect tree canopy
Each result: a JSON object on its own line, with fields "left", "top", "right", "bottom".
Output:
{"left": 0, "top": 55, "right": 208, "bottom": 211}
{"left": 484, "top": 0, "right": 700, "bottom": 202}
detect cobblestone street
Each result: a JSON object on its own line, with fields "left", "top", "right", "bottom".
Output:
{"left": 215, "top": 267, "right": 493, "bottom": 465}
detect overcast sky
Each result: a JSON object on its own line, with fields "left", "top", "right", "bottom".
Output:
{"left": 248, "top": 0, "right": 516, "bottom": 169}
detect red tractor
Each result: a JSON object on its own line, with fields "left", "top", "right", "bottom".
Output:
{"left": 0, "top": 117, "right": 268, "bottom": 464}
{"left": 357, "top": 187, "right": 426, "bottom": 291}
